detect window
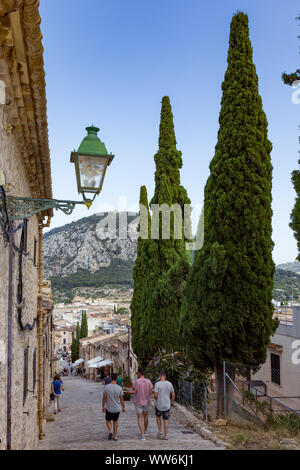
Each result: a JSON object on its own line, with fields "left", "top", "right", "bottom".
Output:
{"left": 63, "top": 338, "right": 66, "bottom": 345}
{"left": 33, "top": 237, "right": 38, "bottom": 267}
{"left": 23, "top": 346, "right": 29, "bottom": 405}
{"left": 271, "top": 353, "right": 281, "bottom": 385}
{"left": 33, "top": 348, "right": 37, "bottom": 394}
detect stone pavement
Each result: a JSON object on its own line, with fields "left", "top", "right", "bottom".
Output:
{"left": 38, "top": 376, "right": 223, "bottom": 450}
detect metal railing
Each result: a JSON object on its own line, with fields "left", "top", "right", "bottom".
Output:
{"left": 177, "top": 378, "right": 208, "bottom": 421}
{"left": 224, "top": 361, "right": 300, "bottom": 423}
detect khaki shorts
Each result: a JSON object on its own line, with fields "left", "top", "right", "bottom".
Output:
{"left": 135, "top": 405, "right": 149, "bottom": 415}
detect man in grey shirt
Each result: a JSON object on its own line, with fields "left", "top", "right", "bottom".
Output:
{"left": 154, "top": 371, "right": 175, "bottom": 440}
{"left": 102, "top": 372, "right": 125, "bottom": 441}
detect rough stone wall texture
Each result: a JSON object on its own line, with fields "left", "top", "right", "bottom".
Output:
{"left": 0, "top": 107, "right": 52, "bottom": 449}
{"left": 117, "top": 340, "right": 129, "bottom": 376}
{"left": 42, "top": 314, "right": 54, "bottom": 417}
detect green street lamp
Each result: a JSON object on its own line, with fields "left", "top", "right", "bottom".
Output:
{"left": 0, "top": 125, "right": 114, "bottom": 220}
{"left": 70, "top": 126, "right": 114, "bottom": 207}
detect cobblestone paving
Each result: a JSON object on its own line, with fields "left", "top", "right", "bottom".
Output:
{"left": 38, "top": 377, "right": 223, "bottom": 450}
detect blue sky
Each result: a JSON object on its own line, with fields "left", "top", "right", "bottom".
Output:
{"left": 39, "top": 0, "right": 299, "bottom": 264}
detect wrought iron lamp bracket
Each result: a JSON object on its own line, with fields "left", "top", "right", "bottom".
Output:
{"left": 0, "top": 194, "right": 95, "bottom": 221}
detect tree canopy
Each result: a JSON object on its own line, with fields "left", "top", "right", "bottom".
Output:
{"left": 181, "top": 12, "right": 277, "bottom": 376}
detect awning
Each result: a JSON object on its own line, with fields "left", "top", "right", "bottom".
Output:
{"left": 89, "top": 359, "right": 113, "bottom": 369}
{"left": 87, "top": 356, "right": 103, "bottom": 367}
{"left": 73, "top": 358, "right": 84, "bottom": 366}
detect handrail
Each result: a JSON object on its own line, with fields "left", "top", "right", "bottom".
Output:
{"left": 236, "top": 377, "right": 300, "bottom": 417}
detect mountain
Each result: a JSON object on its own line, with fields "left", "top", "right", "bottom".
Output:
{"left": 273, "top": 268, "right": 300, "bottom": 302}
{"left": 44, "top": 215, "right": 300, "bottom": 302}
{"left": 43, "top": 212, "right": 138, "bottom": 289}
{"left": 277, "top": 261, "right": 300, "bottom": 274}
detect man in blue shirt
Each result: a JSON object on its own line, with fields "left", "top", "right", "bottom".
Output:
{"left": 103, "top": 373, "right": 111, "bottom": 386}
{"left": 52, "top": 374, "right": 64, "bottom": 414}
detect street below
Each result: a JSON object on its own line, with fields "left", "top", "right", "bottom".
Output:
{"left": 38, "top": 376, "right": 221, "bottom": 450}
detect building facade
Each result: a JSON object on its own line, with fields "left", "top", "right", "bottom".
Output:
{"left": 0, "top": 0, "right": 53, "bottom": 450}
{"left": 54, "top": 321, "right": 76, "bottom": 355}
{"left": 79, "top": 327, "right": 138, "bottom": 383}
{"left": 252, "top": 306, "right": 300, "bottom": 413}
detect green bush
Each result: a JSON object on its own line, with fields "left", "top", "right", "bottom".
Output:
{"left": 123, "top": 375, "right": 132, "bottom": 400}
{"left": 145, "top": 350, "right": 211, "bottom": 389}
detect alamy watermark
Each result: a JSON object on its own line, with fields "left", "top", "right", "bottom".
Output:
{"left": 95, "top": 197, "right": 204, "bottom": 251}
{"left": 291, "top": 339, "right": 300, "bottom": 365}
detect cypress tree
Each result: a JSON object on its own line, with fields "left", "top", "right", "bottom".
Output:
{"left": 131, "top": 186, "right": 150, "bottom": 362}
{"left": 75, "top": 321, "right": 81, "bottom": 359}
{"left": 71, "top": 332, "right": 78, "bottom": 363}
{"left": 290, "top": 168, "right": 300, "bottom": 261}
{"left": 282, "top": 15, "right": 300, "bottom": 260}
{"left": 282, "top": 14, "right": 300, "bottom": 86}
{"left": 80, "top": 311, "right": 88, "bottom": 338}
{"left": 181, "top": 12, "right": 277, "bottom": 418}
{"left": 141, "top": 96, "right": 191, "bottom": 359}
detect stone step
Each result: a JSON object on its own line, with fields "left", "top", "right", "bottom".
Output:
{"left": 39, "top": 377, "right": 222, "bottom": 451}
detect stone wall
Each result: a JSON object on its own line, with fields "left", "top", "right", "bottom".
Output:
{"left": 0, "top": 106, "right": 53, "bottom": 449}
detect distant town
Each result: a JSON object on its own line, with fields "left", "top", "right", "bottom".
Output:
{"left": 53, "top": 286, "right": 138, "bottom": 385}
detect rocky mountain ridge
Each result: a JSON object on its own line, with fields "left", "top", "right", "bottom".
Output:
{"left": 43, "top": 212, "right": 138, "bottom": 280}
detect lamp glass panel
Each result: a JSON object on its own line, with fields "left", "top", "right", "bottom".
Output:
{"left": 78, "top": 155, "right": 106, "bottom": 190}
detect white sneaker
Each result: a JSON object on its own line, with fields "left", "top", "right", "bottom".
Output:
{"left": 140, "top": 435, "right": 146, "bottom": 441}
{"left": 157, "top": 432, "right": 163, "bottom": 439}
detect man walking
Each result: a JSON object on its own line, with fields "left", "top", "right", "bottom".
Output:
{"left": 51, "top": 374, "right": 64, "bottom": 414}
{"left": 102, "top": 372, "right": 125, "bottom": 441}
{"left": 128, "top": 368, "right": 153, "bottom": 440}
{"left": 154, "top": 371, "right": 175, "bottom": 440}
{"left": 103, "top": 373, "right": 111, "bottom": 386}
{"left": 117, "top": 372, "right": 124, "bottom": 388}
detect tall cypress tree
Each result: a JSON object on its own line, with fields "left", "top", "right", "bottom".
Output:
{"left": 80, "top": 311, "right": 88, "bottom": 338}
{"left": 181, "top": 12, "right": 277, "bottom": 418}
{"left": 282, "top": 14, "right": 300, "bottom": 86}
{"left": 75, "top": 321, "right": 81, "bottom": 359}
{"left": 282, "top": 15, "right": 300, "bottom": 260}
{"left": 131, "top": 186, "right": 150, "bottom": 362}
{"left": 290, "top": 168, "right": 300, "bottom": 261}
{"left": 71, "top": 332, "right": 78, "bottom": 363}
{"left": 141, "top": 96, "right": 191, "bottom": 360}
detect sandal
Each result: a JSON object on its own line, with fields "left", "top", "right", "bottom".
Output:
{"left": 113, "top": 437, "right": 118, "bottom": 441}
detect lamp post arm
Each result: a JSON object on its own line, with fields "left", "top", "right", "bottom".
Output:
{"left": 0, "top": 194, "right": 92, "bottom": 221}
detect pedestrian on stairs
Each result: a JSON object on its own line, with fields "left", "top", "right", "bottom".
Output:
{"left": 52, "top": 374, "right": 64, "bottom": 415}
{"left": 102, "top": 372, "right": 125, "bottom": 441}
{"left": 127, "top": 368, "right": 153, "bottom": 440}
{"left": 153, "top": 371, "right": 175, "bottom": 440}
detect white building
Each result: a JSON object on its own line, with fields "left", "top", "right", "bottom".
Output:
{"left": 252, "top": 306, "right": 300, "bottom": 413}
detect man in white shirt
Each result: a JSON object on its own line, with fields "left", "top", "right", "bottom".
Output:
{"left": 102, "top": 372, "right": 125, "bottom": 441}
{"left": 153, "top": 371, "right": 175, "bottom": 440}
